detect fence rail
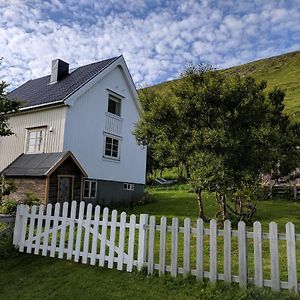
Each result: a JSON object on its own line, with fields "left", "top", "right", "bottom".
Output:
{"left": 12, "top": 201, "right": 299, "bottom": 293}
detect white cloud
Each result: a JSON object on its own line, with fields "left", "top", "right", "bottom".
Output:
{"left": 0, "top": 0, "right": 299, "bottom": 90}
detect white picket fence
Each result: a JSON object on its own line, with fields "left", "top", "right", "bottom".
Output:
{"left": 13, "top": 201, "right": 300, "bottom": 293}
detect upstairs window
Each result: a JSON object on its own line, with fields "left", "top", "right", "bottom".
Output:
{"left": 25, "top": 127, "right": 46, "bottom": 153}
{"left": 104, "top": 135, "right": 120, "bottom": 159}
{"left": 108, "top": 94, "right": 121, "bottom": 116}
{"left": 84, "top": 180, "right": 97, "bottom": 198}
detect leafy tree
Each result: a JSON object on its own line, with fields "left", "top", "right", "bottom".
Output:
{"left": 135, "top": 64, "right": 300, "bottom": 225}
{"left": 0, "top": 81, "right": 19, "bottom": 136}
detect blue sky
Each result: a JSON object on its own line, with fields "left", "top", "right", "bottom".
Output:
{"left": 1, "top": 0, "right": 300, "bottom": 90}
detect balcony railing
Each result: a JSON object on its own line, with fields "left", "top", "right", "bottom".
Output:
{"left": 105, "top": 112, "right": 122, "bottom": 136}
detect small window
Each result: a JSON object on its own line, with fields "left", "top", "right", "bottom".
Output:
{"left": 84, "top": 180, "right": 97, "bottom": 198}
{"left": 25, "top": 127, "right": 46, "bottom": 153}
{"left": 108, "top": 94, "right": 121, "bottom": 116}
{"left": 123, "top": 183, "right": 134, "bottom": 191}
{"left": 104, "top": 135, "right": 120, "bottom": 159}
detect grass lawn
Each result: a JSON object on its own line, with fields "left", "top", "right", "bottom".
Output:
{"left": 0, "top": 250, "right": 299, "bottom": 300}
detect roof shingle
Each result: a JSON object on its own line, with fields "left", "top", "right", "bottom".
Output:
{"left": 8, "top": 57, "right": 119, "bottom": 108}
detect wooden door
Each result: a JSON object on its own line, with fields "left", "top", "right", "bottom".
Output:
{"left": 58, "top": 176, "right": 73, "bottom": 204}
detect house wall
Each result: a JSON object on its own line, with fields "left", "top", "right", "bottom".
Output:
{"left": 83, "top": 179, "right": 144, "bottom": 207}
{"left": 4, "top": 177, "right": 46, "bottom": 204}
{"left": 63, "top": 65, "right": 147, "bottom": 185}
{"left": 0, "top": 106, "right": 67, "bottom": 172}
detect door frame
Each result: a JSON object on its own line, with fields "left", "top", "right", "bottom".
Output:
{"left": 57, "top": 175, "right": 75, "bottom": 203}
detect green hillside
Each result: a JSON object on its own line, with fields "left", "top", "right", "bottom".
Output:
{"left": 148, "top": 51, "right": 300, "bottom": 122}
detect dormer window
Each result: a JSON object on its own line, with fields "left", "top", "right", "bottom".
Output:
{"left": 107, "top": 94, "right": 121, "bottom": 116}
{"left": 25, "top": 127, "right": 46, "bottom": 153}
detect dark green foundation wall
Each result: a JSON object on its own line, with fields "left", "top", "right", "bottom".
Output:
{"left": 84, "top": 179, "right": 144, "bottom": 207}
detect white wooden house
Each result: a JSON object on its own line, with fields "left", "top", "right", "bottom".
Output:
{"left": 0, "top": 56, "right": 146, "bottom": 206}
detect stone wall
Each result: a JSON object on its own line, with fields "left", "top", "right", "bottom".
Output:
{"left": 5, "top": 177, "right": 46, "bottom": 204}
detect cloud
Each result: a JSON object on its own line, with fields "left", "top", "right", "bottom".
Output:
{"left": 0, "top": 0, "right": 299, "bottom": 90}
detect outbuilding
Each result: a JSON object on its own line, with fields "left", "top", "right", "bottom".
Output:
{"left": 1, "top": 151, "right": 87, "bottom": 205}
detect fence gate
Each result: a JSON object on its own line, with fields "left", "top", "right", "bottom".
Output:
{"left": 13, "top": 202, "right": 148, "bottom": 272}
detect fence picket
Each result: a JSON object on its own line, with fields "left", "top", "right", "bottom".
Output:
{"left": 238, "top": 221, "right": 248, "bottom": 288}
{"left": 90, "top": 205, "right": 101, "bottom": 266}
{"left": 209, "top": 219, "right": 217, "bottom": 283}
{"left": 19, "top": 205, "right": 29, "bottom": 253}
{"left": 58, "top": 202, "right": 69, "bottom": 259}
{"left": 196, "top": 218, "right": 204, "bottom": 280}
{"left": 137, "top": 214, "right": 149, "bottom": 271}
{"left": 269, "top": 221, "right": 280, "bottom": 292}
{"left": 13, "top": 205, "right": 22, "bottom": 246}
{"left": 224, "top": 219, "right": 231, "bottom": 283}
{"left": 74, "top": 201, "right": 85, "bottom": 262}
{"left": 34, "top": 204, "right": 44, "bottom": 255}
{"left": 108, "top": 210, "right": 118, "bottom": 269}
{"left": 42, "top": 204, "right": 52, "bottom": 256}
{"left": 26, "top": 205, "right": 37, "bottom": 254}
{"left": 171, "top": 217, "right": 178, "bottom": 277}
{"left": 159, "top": 216, "right": 167, "bottom": 275}
{"left": 127, "top": 214, "right": 136, "bottom": 272}
{"left": 117, "top": 212, "right": 127, "bottom": 271}
{"left": 286, "top": 222, "right": 298, "bottom": 293}
{"left": 82, "top": 203, "right": 93, "bottom": 264}
{"left": 148, "top": 216, "right": 156, "bottom": 275}
{"left": 50, "top": 203, "right": 60, "bottom": 257}
{"left": 253, "top": 221, "right": 263, "bottom": 287}
{"left": 99, "top": 207, "right": 109, "bottom": 267}
{"left": 67, "top": 201, "right": 77, "bottom": 260}
{"left": 183, "top": 218, "right": 191, "bottom": 278}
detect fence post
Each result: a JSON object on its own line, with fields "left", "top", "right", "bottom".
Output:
{"left": 209, "top": 219, "right": 217, "bottom": 283}
{"left": 137, "top": 214, "right": 149, "bottom": 271}
{"left": 224, "top": 219, "right": 231, "bottom": 284}
{"left": 269, "top": 221, "right": 280, "bottom": 292}
{"left": 253, "top": 221, "right": 263, "bottom": 287}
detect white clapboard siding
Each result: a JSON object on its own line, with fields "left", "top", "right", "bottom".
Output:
{"left": 13, "top": 202, "right": 299, "bottom": 293}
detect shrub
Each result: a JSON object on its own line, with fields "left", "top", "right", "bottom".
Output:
{"left": 0, "top": 198, "right": 18, "bottom": 215}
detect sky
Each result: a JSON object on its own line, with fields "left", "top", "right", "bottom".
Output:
{"left": 0, "top": 0, "right": 300, "bottom": 90}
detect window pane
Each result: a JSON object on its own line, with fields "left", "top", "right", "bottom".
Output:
{"left": 112, "top": 150, "right": 118, "bottom": 158}
{"left": 91, "top": 181, "right": 97, "bottom": 198}
{"left": 84, "top": 181, "right": 90, "bottom": 198}
{"left": 108, "top": 95, "right": 121, "bottom": 116}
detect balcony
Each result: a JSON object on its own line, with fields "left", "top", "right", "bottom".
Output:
{"left": 105, "top": 112, "right": 122, "bottom": 136}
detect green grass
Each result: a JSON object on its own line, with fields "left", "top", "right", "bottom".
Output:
{"left": 0, "top": 253, "right": 299, "bottom": 300}
{"left": 148, "top": 51, "right": 300, "bottom": 122}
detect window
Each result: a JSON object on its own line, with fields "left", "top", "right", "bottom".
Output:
{"left": 84, "top": 180, "right": 97, "bottom": 198}
{"left": 104, "top": 135, "right": 120, "bottom": 159}
{"left": 107, "top": 94, "right": 121, "bottom": 116}
{"left": 25, "top": 127, "right": 45, "bottom": 153}
{"left": 123, "top": 183, "right": 134, "bottom": 191}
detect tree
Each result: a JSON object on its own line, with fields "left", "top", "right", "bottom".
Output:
{"left": 174, "top": 65, "right": 300, "bottom": 225}
{"left": 135, "top": 64, "right": 300, "bottom": 225}
{"left": 0, "top": 80, "right": 19, "bottom": 204}
{"left": 0, "top": 81, "right": 19, "bottom": 136}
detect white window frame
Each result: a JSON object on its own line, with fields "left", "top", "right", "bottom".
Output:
{"left": 103, "top": 134, "right": 121, "bottom": 160}
{"left": 107, "top": 93, "right": 122, "bottom": 117}
{"left": 25, "top": 127, "right": 46, "bottom": 154}
{"left": 123, "top": 183, "right": 134, "bottom": 191}
{"left": 84, "top": 180, "right": 97, "bottom": 198}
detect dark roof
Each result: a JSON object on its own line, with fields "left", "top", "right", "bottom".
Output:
{"left": 8, "top": 57, "right": 119, "bottom": 108}
{"left": 2, "top": 152, "right": 69, "bottom": 176}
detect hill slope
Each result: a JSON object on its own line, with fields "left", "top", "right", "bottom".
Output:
{"left": 149, "top": 51, "right": 300, "bottom": 122}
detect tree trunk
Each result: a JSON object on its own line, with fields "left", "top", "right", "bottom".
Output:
{"left": 184, "top": 161, "right": 191, "bottom": 179}
{"left": 196, "top": 188, "right": 210, "bottom": 222}
{"left": 216, "top": 192, "right": 227, "bottom": 225}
